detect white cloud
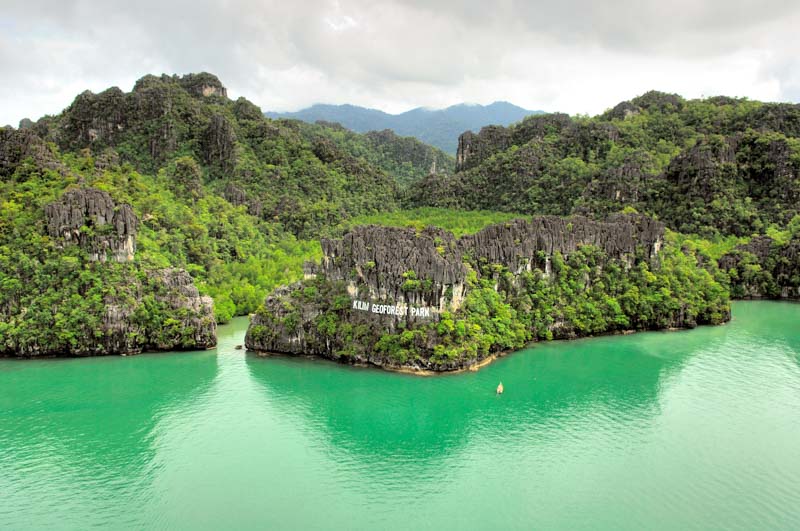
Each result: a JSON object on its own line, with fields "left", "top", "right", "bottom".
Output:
{"left": 1, "top": 0, "right": 799, "bottom": 126}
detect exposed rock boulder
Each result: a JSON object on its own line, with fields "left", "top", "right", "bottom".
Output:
{"left": 0, "top": 128, "right": 65, "bottom": 177}
{"left": 45, "top": 188, "right": 138, "bottom": 262}
{"left": 177, "top": 72, "right": 228, "bottom": 99}
{"left": 605, "top": 101, "right": 641, "bottom": 121}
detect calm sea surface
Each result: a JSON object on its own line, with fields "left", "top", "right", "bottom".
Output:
{"left": 1, "top": 301, "right": 799, "bottom": 530}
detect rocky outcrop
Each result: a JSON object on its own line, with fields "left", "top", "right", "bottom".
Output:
{"left": 315, "top": 225, "right": 467, "bottom": 312}
{"left": 605, "top": 101, "right": 641, "bottom": 121}
{"left": 232, "top": 97, "right": 263, "bottom": 121}
{"left": 177, "top": 72, "right": 228, "bottom": 99}
{"left": 61, "top": 87, "right": 129, "bottom": 148}
{"left": 6, "top": 267, "right": 216, "bottom": 357}
{"left": 47, "top": 73, "right": 234, "bottom": 168}
{"left": 664, "top": 136, "right": 738, "bottom": 198}
{"left": 458, "top": 215, "right": 663, "bottom": 271}
{"left": 246, "top": 214, "right": 667, "bottom": 369}
{"left": 3, "top": 185, "right": 218, "bottom": 357}
{"left": 97, "top": 267, "right": 216, "bottom": 356}
{"left": 631, "top": 90, "right": 685, "bottom": 113}
{"left": 510, "top": 113, "right": 573, "bottom": 147}
{"left": 575, "top": 154, "right": 653, "bottom": 216}
{"left": 202, "top": 114, "right": 237, "bottom": 175}
{"left": 0, "top": 128, "right": 65, "bottom": 177}
{"left": 456, "top": 125, "right": 511, "bottom": 171}
{"left": 145, "top": 268, "right": 217, "bottom": 348}
{"left": 45, "top": 188, "right": 138, "bottom": 262}
{"left": 658, "top": 132, "right": 800, "bottom": 235}
{"left": 223, "top": 183, "right": 263, "bottom": 217}
{"left": 719, "top": 236, "right": 800, "bottom": 299}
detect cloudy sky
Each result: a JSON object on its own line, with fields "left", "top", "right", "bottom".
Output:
{"left": 2, "top": 0, "right": 800, "bottom": 125}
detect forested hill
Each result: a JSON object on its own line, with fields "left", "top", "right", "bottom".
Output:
{"left": 0, "top": 72, "right": 450, "bottom": 354}
{"left": 13, "top": 73, "right": 452, "bottom": 238}
{"left": 412, "top": 91, "right": 800, "bottom": 239}
{"left": 284, "top": 121, "right": 455, "bottom": 187}
{"left": 2, "top": 76, "right": 798, "bottom": 359}
{"left": 265, "top": 101, "right": 544, "bottom": 153}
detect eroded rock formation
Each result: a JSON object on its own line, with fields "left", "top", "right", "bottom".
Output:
{"left": 0, "top": 128, "right": 65, "bottom": 177}
{"left": 45, "top": 188, "right": 138, "bottom": 262}
{"left": 719, "top": 236, "right": 800, "bottom": 299}
{"left": 8, "top": 267, "right": 216, "bottom": 357}
{"left": 0, "top": 187, "right": 220, "bottom": 357}
{"left": 246, "top": 214, "right": 667, "bottom": 369}
{"left": 203, "top": 114, "right": 237, "bottom": 175}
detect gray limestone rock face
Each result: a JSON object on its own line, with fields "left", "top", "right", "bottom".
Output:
{"left": 718, "top": 236, "right": 800, "bottom": 299}
{"left": 456, "top": 125, "right": 512, "bottom": 172}
{"left": 458, "top": 215, "right": 664, "bottom": 271}
{"left": 605, "top": 101, "right": 641, "bottom": 121}
{"left": 203, "top": 114, "right": 237, "bottom": 175}
{"left": 0, "top": 128, "right": 65, "bottom": 178}
{"left": 61, "top": 87, "right": 129, "bottom": 148}
{"left": 146, "top": 268, "right": 217, "bottom": 349}
{"left": 246, "top": 214, "right": 667, "bottom": 368}
{"left": 45, "top": 188, "right": 138, "bottom": 262}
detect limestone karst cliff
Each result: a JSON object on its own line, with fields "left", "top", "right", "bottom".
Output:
{"left": 246, "top": 214, "right": 727, "bottom": 372}
{"left": 0, "top": 128, "right": 65, "bottom": 177}
{"left": 420, "top": 92, "right": 800, "bottom": 238}
{"left": 45, "top": 188, "right": 138, "bottom": 262}
{"left": 0, "top": 180, "right": 216, "bottom": 357}
{"left": 719, "top": 236, "right": 800, "bottom": 299}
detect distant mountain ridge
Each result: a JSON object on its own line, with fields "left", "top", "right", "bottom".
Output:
{"left": 265, "top": 101, "right": 544, "bottom": 153}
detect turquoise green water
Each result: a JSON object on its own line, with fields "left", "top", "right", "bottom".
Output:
{"left": 1, "top": 301, "right": 799, "bottom": 530}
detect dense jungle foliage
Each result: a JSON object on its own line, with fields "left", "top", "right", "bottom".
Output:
{"left": 2, "top": 74, "right": 798, "bottom": 357}
{"left": 250, "top": 235, "right": 730, "bottom": 369}
{"left": 412, "top": 91, "right": 800, "bottom": 239}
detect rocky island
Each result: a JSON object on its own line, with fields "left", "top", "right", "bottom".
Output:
{"left": 246, "top": 214, "right": 729, "bottom": 372}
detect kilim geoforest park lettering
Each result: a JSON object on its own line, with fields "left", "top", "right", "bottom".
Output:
{"left": 352, "top": 299, "right": 434, "bottom": 318}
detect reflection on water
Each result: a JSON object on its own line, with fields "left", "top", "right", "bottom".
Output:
{"left": 0, "top": 346, "right": 219, "bottom": 529}
{"left": 1, "top": 303, "right": 799, "bottom": 531}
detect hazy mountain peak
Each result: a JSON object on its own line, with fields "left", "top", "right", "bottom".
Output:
{"left": 265, "top": 101, "right": 544, "bottom": 153}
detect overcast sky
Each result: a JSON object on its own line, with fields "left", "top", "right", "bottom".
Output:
{"left": 2, "top": 0, "right": 800, "bottom": 126}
